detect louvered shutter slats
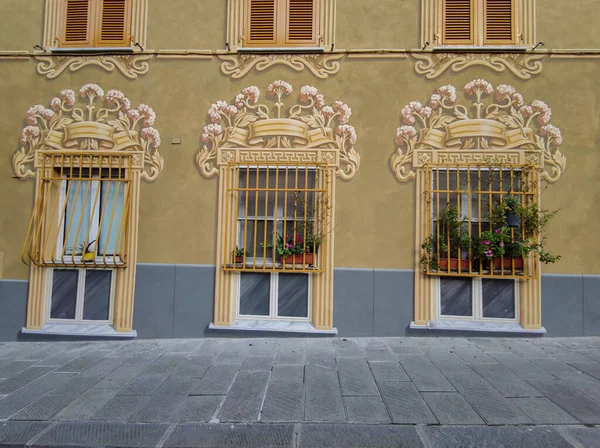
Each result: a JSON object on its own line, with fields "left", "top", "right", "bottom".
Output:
{"left": 287, "top": 0, "right": 316, "bottom": 43}
{"left": 64, "top": 0, "right": 91, "bottom": 45}
{"left": 248, "top": 0, "right": 276, "bottom": 44}
{"left": 485, "top": 0, "right": 514, "bottom": 43}
{"left": 99, "top": 0, "right": 128, "bottom": 43}
{"left": 443, "top": 0, "right": 473, "bottom": 43}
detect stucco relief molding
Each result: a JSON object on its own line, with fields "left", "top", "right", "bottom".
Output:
{"left": 34, "top": 54, "right": 153, "bottom": 80}
{"left": 13, "top": 84, "right": 163, "bottom": 182}
{"left": 411, "top": 53, "right": 545, "bottom": 80}
{"left": 218, "top": 53, "right": 344, "bottom": 79}
{"left": 391, "top": 79, "right": 566, "bottom": 183}
{"left": 197, "top": 81, "right": 359, "bottom": 180}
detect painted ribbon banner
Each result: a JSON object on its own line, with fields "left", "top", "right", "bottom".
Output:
{"left": 43, "top": 122, "right": 141, "bottom": 151}
{"left": 419, "top": 119, "right": 536, "bottom": 149}
{"left": 226, "top": 119, "right": 335, "bottom": 148}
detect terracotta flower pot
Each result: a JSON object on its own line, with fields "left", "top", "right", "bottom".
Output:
{"left": 439, "top": 257, "right": 469, "bottom": 271}
{"left": 281, "top": 253, "right": 314, "bottom": 266}
{"left": 235, "top": 256, "right": 244, "bottom": 263}
{"left": 492, "top": 257, "right": 523, "bottom": 270}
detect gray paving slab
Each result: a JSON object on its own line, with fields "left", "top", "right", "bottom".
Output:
{"left": 0, "top": 360, "right": 37, "bottom": 378}
{"left": 299, "top": 424, "right": 424, "bottom": 448}
{"left": 118, "top": 373, "right": 170, "bottom": 396}
{"left": 562, "top": 427, "right": 600, "bottom": 448}
{"left": 378, "top": 382, "right": 437, "bottom": 424}
{"left": 568, "top": 361, "right": 600, "bottom": 380}
{"left": 33, "top": 421, "right": 168, "bottom": 447}
{"left": 240, "top": 356, "right": 274, "bottom": 371}
{"left": 468, "top": 339, "right": 512, "bottom": 353}
{"left": 508, "top": 398, "right": 579, "bottom": 424}
{"left": 554, "top": 372, "right": 600, "bottom": 404}
{"left": 193, "top": 339, "right": 223, "bottom": 357}
{"left": 502, "top": 339, "right": 553, "bottom": 359}
{"left": 0, "top": 372, "right": 75, "bottom": 419}
{"left": 271, "top": 365, "right": 304, "bottom": 382}
{"left": 172, "top": 396, "right": 224, "bottom": 423}
{"left": 52, "top": 388, "right": 120, "bottom": 421}
{"left": 438, "top": 369, "right": 531, "bottom": 424}
{"left": 385, "top": 339, "right": 427, "bottom": 355}
{"left": 305, "top": 348, "right": 336, "bottom": 368}
{"left": 0, "top": 421, "right": 51, "bottom": 445}
{"left": 576, "top": 350, "right": 600, "bottom": 362}
{"left": 344, "top": 396, "right": 391, "bottom": 423}
{"left": 397, "top": 355, "right": 455, "bottom": 391}
{"left": 362, "top": 346, "right": 398, "bottom": 362}
{"left": 34, "top": 352, "right": 82, "bottom": 367}
{"left": 173, "top": 356, "right": 213, "bottom": 377}
{"left": 261, "top": 381, "right": 304, "bottom": 422}
{"left": 530, "top": 341, "right": 594, "bottom": 363}
{"left": 91, "top": 395, "right": 147, "bottom": 420}
{"left": 93, "top": 364, "right": 146, "bottom": 389}
{"left": 165, "top": 339, "right": 204, "bottom": 353}
{"left": 527, "top": 378, "right": 600, "bottom": 424}
{"left": 304, "top": 365, "right": 345, "bottom": 422}
{"left": 154, "top": 376, "right": 199, "bottom": 397}
{"left": 332, "top": 339, "right": 363, "bottom": 358}
{"left": 218, "top": 371, "right": 270, "bottom": 422}
{"left": 489, "top": 352, "right": 556, "bottom": 381}
{"left": 79, "top": 357, "right": 123, "bottom": 378}
{"left": 421, "top": 392, "right": 485, "bottom": 425}
{"left": 11, "top": 375, "right": 100, "bottom": 421}
{"left": 451, "top": 345, "right": 497, "bottom": 364}
{"left": 0, "top": 366, "right": 54, "bottom": 394}
{"left": 190, "top": 364, "right": 240, "bottom": 395}
{"left": 54, "top": 351, "right": 108, "bottom": 372}
{"left": 470, "top": 363, "right": 542, "bottom": 397}
{"left": 368, "top": 361, "right": 410, "bottom": 382}
{"left": 421, "top": 426, "right": 574, "bottom": 448}
{"left": 274, "top": 343, "right": 305, "bottom": 365}
{"left": 163, "top": 423, "right": 294, "bottom": 448}
{"left": 529, "top": 358, "right": 581, "bottom": 376}
{"left": 143, "top": 353, "right": 187, "bottom": 374}
{"left": 336, "top": 358, "right": 379, "bottom": 396}
{"left": 129, "top": 392, "right": 188, "bottom": 423}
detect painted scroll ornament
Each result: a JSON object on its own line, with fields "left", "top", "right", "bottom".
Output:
{"left": 218, "top": 53, "right": 344, "bottom": 79}
{"left": 197, "top": 80, "right": 360, "bottom": 180}
{"left": 391, "top": 79, "right": 567, "bottom": 183}
{"left": 35, "top": 54, "right": 153, "bottom": 80}
{"left": 13, "top": 84, "right": 163, "bottom": 181}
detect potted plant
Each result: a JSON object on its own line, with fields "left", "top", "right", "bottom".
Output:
{"left": 271, "top": 232, "right": 315, "bottom": 266}
{"left": 477, "top": 227, "right": 516, "bottom": 270}
{"left": 234, "top": 246, "right": 245, "bottom": 264}
{"left": 421, "top": 204, "right": 471, "bottom": 272}
{"left": 518, "top": 202, "right": 561, "bottom": 265}
{"left": 503, "top": 195, "right": 521, "bottom": 227}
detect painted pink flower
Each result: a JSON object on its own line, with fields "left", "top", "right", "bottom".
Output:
{"left": 401, "top": 104, "right": 416, "bottom": 125}
{"left": 419, "top": 106, "right": 433, "bottom": 119}
{"left": 464, "top": 79, "right": 493, "bottom": 96}
{"left": 58, "top": 89, "right": 75, "bottom": 107}
{"left": 336, "top": 124, "right": 357, "bottom": 145}
{"left": 266, "top": 80, "right": 293, "bottom": 96}
{"left": 495, "top": 84, "right": 516, "bottom": 102}
{"left": 437, "top": 85, "right": 457, "bottom": 103}
{"left": 141, "top": 127, "right": 161, "bottom": 149}
{"left": 512, "top": 93, "right": 524, "bottom": 108}
{"left": 395, "top": 126, "right": 417, "bottom": 144}
{"left": 300, "top": 85, "right": 318, "bottom": 103}
{"left": 519, "top": 105, "right": 534, "bottom": 117}
{"left": 105, "top": 90, "right": 131, "bottom": 111}
{"left": 321, "top": 105, "right": 335, "bottom": 118}
{"left": 429, "top": 93, "right": 442, "bottom": 110}
{"left": 20, "top": 125, "right": 40, "bottom": 144}
{"left": 315, "top": 94, "right": 326, "bottom": 109}
{"left": 201, "top": 123, "right": 223, "bottom": 142}
{"left": 137, "top": 104, "right": 156, "bottom": 127}
{"left": 50, "top": 97, "right": 62, "bottom": 112}
{"left": 540, "top": 124, "right": 563, "bottom": 146}
{"left": 127, "top": 109, "right": 140, "bottom": 121}
{"left": 26, "top": 105, "right": 45, "bottom": 125}
{"left": 531, "top": 100, "right": 552, "bottom": 125}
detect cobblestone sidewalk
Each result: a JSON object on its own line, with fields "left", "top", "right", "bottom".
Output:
{"left": 0, "top": 337, "right": 599, "bottom": 446}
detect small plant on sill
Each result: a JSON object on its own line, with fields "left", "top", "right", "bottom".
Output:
{"left": 234, "top": 246, "right": 245, "bottom": 263}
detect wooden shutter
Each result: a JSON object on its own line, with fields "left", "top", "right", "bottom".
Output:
{"left": 96, "top": 0, "right": 131, "bottom": 46}
{"left": 484, "top": 0, "right": 514, "bottom": 44}
{"left": 62, "top": 0, "right": 92, "bottom": 47}
{"left": 246, "top": 0, "right": 277, "bottom": 46}
{"left": 286, "top": 0, "right": 317, "bottom": 45}
{"left": 442, "top": 0, "right": 473, "bottom": 44}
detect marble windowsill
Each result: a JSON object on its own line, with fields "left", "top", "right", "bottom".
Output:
{"left": 410, "top": 320, "right": 547, "bottom": 334}
{"left": 21, "top": 323, "right": 137, "bottom": 338}
{"left": 210, "top": 320, "right": 338, "bottom": 335}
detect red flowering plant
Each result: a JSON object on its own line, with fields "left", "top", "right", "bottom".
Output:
{"left": 477, "top": 227, "right": 511, "bottom": 259}
{"left": 269, "top": 232, "right": 314, "bottom": 257}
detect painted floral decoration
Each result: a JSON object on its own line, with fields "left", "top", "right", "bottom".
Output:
{"left": 392, "top": 79, "right": 566, "bottom": 183}
{"left": 13, "top": 84, "right": 163, "bottom": 181}
{"left": 197, "top": 81, "right": 360, "bottom": 180}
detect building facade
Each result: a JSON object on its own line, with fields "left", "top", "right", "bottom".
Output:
{"left": 0, "top": 0, "right": 598, "bottom": 340}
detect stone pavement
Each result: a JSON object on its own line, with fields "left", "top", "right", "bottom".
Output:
{"left": 0, "top": 337, "right": 599, "bottom": 447}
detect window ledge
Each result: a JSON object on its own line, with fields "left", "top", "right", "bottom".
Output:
{"left": 410, "top": 320, "right": 546, "bottom": 335}
{"left": 210, "top": 320, "right": 337, "bottom": 335}
{"left": 432, "top": 46, "right": 528, "bottom": 53}
{"left": 21, "top": 323, "right": 137, "bottom": 338}
{"left": 237, "top": 47, "right": 325, "bottom": 54}
{"left": 49, "top": 47, "right": 135, "bottom": 54}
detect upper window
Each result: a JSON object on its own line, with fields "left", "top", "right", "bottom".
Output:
{"left": 244, "top": 0, "right": 319, "bottom": 48}
{"left": 441, "top": 0, "right": 516, "bottom": 46}
{"left": 59, "top": 0, "right": 132, "bottom": 48}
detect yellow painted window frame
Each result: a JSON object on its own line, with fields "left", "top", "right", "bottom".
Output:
{"left": 42, "top": 0, "right": 148, "bottom": 49}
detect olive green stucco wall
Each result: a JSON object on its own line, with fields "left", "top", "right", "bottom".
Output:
{"left": 1, "top": 1, "right": 599, "bottom": 281}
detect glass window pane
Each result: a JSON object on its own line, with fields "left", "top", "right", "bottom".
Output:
{"left": 482, "top": 279, "right": 515, "bottom": 319}
{"left": 239, "top": 220, "right": 275, "bottom": 259}
{"left": 440, "top": 278, "right": 472, "bottom": 317}
{"left": 98, "top": 181, "right": 125, "bottom": 256}
{"left": 64, "top": 180, "right": 92, "bottom": 255}
{"left": 83, "top": 270, "right": 112, "bottom": 321}
{"left": 239, "top": 273, "right": 270, "bottom": 316}
{"left": 51, "top": 269, "right": 78, "bottom": 319}
{"left": 278, "top": 274, "right": 309, "bottom": 318}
